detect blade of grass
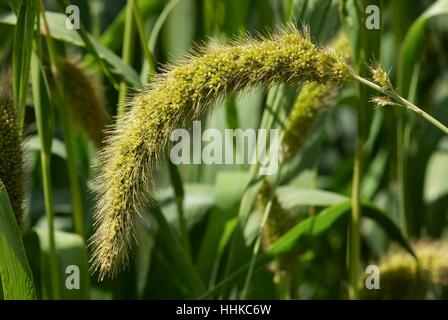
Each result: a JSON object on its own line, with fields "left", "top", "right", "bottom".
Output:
{"left": 100, "top": 0, "right": 161, "bottom": 50}
{"left": 342, "top": 0, "right": 381, "bottom": 299}
{"left": 30, "top": 50, "right": 61, "bottom": 299}
{"left": 140, "top": 0, "right": 181, "bottom": 83}
{"left": 151, "top": 205, "right": 205, "bottom": 297}
{"left": 12, "top": 0, "right": 38, "bottom": 133}
{"left": 201, "top": 200, "right": 416, "bottom": 299}
{"left": 396, "top": 0, "right": 448, "bottom": 237}
{"left": 132, "top": 0, "right": 156, "bottom": 75}
{"left": 55, "top": 0, "right": 119, "bottom": 89}
{"left": 117, "top": 0, "right": 136, "bottom": 118}
{"left": 31, "top": 17, "right": 64, "bottom": 298}
{"left": 0, "top": 180, "right": 37, "bottom": 300}
{"left": 167, "top": 161, "right": 190, "bottom": 255}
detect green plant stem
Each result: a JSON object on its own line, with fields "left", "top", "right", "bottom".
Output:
{"left": 117, "top": 0, "right": 135, "bottom": 117}
{"left": 167, "top": 162, "right": 191, "bottom": 256}
{"left": 41, "top": 153, "right": 61, "bottom": 299}
{"left": 241, "top": 197, "right": 273, "bottom": 299}
{"left": 131, "top": 0, "right": 156, "bottom": 75}
{"left": 56, "top": 0, "right": 118, "bottom": 88}
{"left": 40, "top": 3, "right": 85, "bottom": 238}
{"left": 31, "top": 47, "right": 61, "bottom": 299}
{"left": 31, "top": 9, "right": 61, "bottom": 298}
{"left": 349, "top": 136, "right": 362, "bottom": 299}
{"left": 396, "top": 117, "right": 408, "bottom": 236}
{"left": 139, "top": 0, "right": 181, "bottom": 83}
{"left": 353, "top": 75, "right": 448, "bottom": 135}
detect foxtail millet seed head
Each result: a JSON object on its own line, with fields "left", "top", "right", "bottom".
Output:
{"left": 90, "top": 25, "right": 352, "bottom": 279}
{"left": 63, "top": 58, "right": 111, "bottom": 148}
{"left": 359, "top": 240, "right": 448, "bottom": 299}
{"left": 257, "top": 180, "right": 298, "bottom": 281}
{"left": 281, "top": 82, "right": 332, "bottom": 162}
{"left": 280, "top": 31, "right": 351, "bottom": 162}
{"left": 0, "top": 91, "right": 25, "bottom": 227}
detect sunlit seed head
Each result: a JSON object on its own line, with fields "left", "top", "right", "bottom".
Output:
{"left": 370, "top": 64, "right": 392, "bottom": 88}
{"left": 90, "top": 25, "right": 352, "bottom": 279}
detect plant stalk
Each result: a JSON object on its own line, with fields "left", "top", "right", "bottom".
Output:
{"left": 40, "top": 2, "right": 86, "bottom": 238}
{"left": 117, "top": 0, "right": 135, "bottom": 117}
{"left": 41, "top": 153, "right": 61, "bottom": 299}
{"left": 353, "top": 75, "right": 448, "bottom": 135}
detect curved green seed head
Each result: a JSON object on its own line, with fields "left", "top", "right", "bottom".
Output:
{"left": 90, "top": 25, "right": 352, "bottom": 279}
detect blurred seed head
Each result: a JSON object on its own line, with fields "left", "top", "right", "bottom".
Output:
{"left": 63, "top": 58, "right": 110, "bottom": 148}
{"left": 257, "top": 180, "right": 298, "bottom": 283}
{"left": 360, "top": 240, "right": 448, "bottom": 299}
{"left": 281, "top": 31, "right": 351, "bottom": 162}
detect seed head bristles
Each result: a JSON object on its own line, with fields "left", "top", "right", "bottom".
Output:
{"left": 0, "top": 90, "right": 25, "bottom": 228}
{"left": 90, "top": 24, "right": 352, "bottom": 279}
{"left": 63, "top": 58, "right": 111, "bottom": 148}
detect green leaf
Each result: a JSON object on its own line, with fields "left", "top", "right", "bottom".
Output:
{"left": 202, "top": 200, "right": 415, "bottom": 298}
{"left": 196, "top": 172, "right": 250, "bottom": 283}
{"left": 12, "top": 0, "right": 38, "bottom": 130}
{"left": 31, "top": 51, "right": 55, "bottom": 156}
{"left": 0, "top": 11, "right": 140, "bottom": 85}
{"left": 160, "top": 183, "right": 215, "bottom": 228}
{"left": 101, "top": 0, "right": 162, "bottom": 51}
{"left": 275, "top": 186, "right": 348, "bottom": 209}
{"left": 398, "top": 0, "right": 448, "bottom": 98}
{"left": 0, "top": 180, "right": 37, "bottom": 300}
{"left": 34, "top": 228, "right": 90, "bottom": 300}
{"left": 151, "top": 206, "right": 206, "bottom": 297}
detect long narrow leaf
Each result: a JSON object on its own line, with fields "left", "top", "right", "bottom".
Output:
{"left": 0, "top": 180, "right": 36, "bottom": 300}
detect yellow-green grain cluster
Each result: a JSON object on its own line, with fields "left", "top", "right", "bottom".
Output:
{"left": 0, "top": 92, "right": 25, "bottom": 227}
{"left": 257, "top": 180, "right": 297, "bottom": 282}
{"left": 281, "top": 82, "right": 331, "bottom": 161}
{"left": 63, "top": 59, "right": 110, "bottom": 147}
{"left": 281, "top": 32, "right": 351, "bottom": 162}
{"left": 370, "top": 64, "right": 392, "bottom": 89}
{"left": 360, "top": 240, "right": 448, "bottom": 299}
{"left": 90, "top": 25, "right": 352, "bottom": 279}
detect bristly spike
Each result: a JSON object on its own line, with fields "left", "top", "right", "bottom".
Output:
{"left": 0, "top": 89, "right": 25, "bottom": 228}
{"left": 90, "top": 26, "right": 352, "bottom": 280}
